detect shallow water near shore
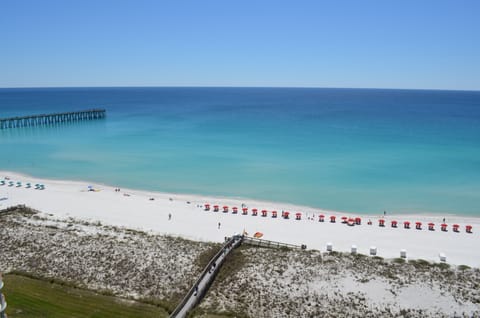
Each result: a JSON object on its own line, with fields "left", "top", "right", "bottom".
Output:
{"left": 1, "top": 87, "right": 480, "bottom": 215}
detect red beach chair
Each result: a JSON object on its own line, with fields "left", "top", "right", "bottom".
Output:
{"left": 379, "top": 219, "right": 385, "bottom": 227}
{"left": 319, "top": 214, "right": 325, "bottom": 222}
{"left": 242, "top": 207, "right": 248, "bottom": 215}
{"left": 232, "top": 207, "right": 238, "bottom": 214}
{"left": 347, "top": 218, "right": 355, "bottom": 226}
{"left": 341, "top": 216, "right": 348, "bottom": 223}
{"left": 415, "top": 222, "right": 422, "bottom": 230}
{"left": 223, "top": 206, "right": 229, "bottom": 213}
{"left": 355, "top": 217, "right": 361, "bottom": 225}
{"left": 330, "top": 215, "right": 336, "bottom": 223}
{"left": 213, "top": 205, "right": 219, "bottom": 212}
{"left": 295, "top": 212, "right": 302, "bottom": 220}
{"left": 252, "top": 208, "right": 258, "bottom": 216}
{"left": 403, "top": 221, "right": 410, "bottom": 229}
{"left": 283, "top": 211, "right": 290, "bottom": 219}
{"left": 272, "top": 210, "right": 277, "bottom": 218}
{"left": 466, "top": 225, "right": 472, "bottom": 233}
{"left": 428, "top": 222, "right": 435, "bottom": 231}
{"left": 261, "top": 209, "right": 268, "bottom": 217}
{"left": 204, "top": 203, "right": 210, "bottom": 211}
{"left": 391, "top": 220, "right": 398, "bottom": 228}
{"left": 453, "top": 224, "right": 459, "bottom": 232}
{"left": 441, "top": 223, "right": 448, "bottom": 232}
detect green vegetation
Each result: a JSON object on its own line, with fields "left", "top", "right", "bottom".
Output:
{"left": 458, "top": 264, "right": 471, "bottom": 271}
{"left": 3, "top": 274, "right": 169, "bottom": 318}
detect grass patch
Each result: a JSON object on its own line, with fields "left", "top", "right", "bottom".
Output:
{"left": 458, "top": 265, "right": 471, "bottom": 271}
{"left": 433, "top": 262, "right": 451, "bottom": 270}
{"left": 214, "top": 248, "right": 247, "bottom": 284}
{"left": 191, "top": 311, "right": 249, "bottom": 318}
{"left": 195, "top": 243, "right": 223, "bottom": 269}
{"left": 3, "top": 273, "right": 168, "bottom": 318}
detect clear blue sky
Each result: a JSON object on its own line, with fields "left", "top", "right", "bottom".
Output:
{"left": 1, "top": 0, "right": 479, "bottom": 90}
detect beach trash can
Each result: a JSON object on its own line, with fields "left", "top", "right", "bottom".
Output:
{"left": 400, "top": 249, "right": 407, "bottom": 258}
{"left": 439, "top": 253, "right": 447, "bottom": 262}
{"left": 351, "top": 245, "right": 357, "bottom": 254}
{"left": 370, "top": 246, "right": 377, "bottom": 256}
{"left": 379, "top": 219, "right": 385, "bottom": 227}
{"left": 319, "top": 214, "right": 325, "bottom": 222}
{"left": 330, "top": 215, "right": 336, "bottom": 223}
{"left": 272, "top": 210, "right": 277, "bottom": 218}
{"left": 326, "top": 242, "right": 333, "bottom": 252}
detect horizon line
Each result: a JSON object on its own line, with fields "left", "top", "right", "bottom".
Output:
{"left": 0, "top": 85, "right": 479, "bottom": 93}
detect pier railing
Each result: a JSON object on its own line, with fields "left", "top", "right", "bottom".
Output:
{"left": 0, "top": 109, "right": 106, "bottom": 129}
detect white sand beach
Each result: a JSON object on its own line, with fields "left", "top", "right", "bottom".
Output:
{"left": 1, "top": 170, "right": 479, "bottom": 267}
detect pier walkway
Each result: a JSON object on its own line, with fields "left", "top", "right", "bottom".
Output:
{"left": 0, "top": 109, "right": 106, "bottom": 129}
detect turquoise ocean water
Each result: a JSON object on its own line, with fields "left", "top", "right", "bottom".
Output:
{"left": 1, "top": 87, "right": 479, "bottom": 216}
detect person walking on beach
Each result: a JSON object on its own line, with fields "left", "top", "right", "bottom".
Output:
{"left": 168, "top": 213, "right": 172, "bottom": 220}
{"left": 218, "top": 222, "right": 221, "bottom": 229}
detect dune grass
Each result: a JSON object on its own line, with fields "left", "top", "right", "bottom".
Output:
{"left": 2, "top": 274, "right": 168, "bottom": 318}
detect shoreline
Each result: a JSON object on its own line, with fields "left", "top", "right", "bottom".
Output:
{"left": 1, "top": 170, "right": 479, "bottom": 267}
{"left": 0, "top": 170, "right": 474, "bottom": 219}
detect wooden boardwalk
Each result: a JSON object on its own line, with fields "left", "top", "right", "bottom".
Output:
{"left": 0, "top": 109, "right": 106, "bottom": 129}
{"left": 170, "top": 235, "right": 244, "bottom": 318}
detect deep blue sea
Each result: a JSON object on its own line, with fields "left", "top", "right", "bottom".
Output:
{"left": 1, "top": 87, "right": 480, "bottom": 216}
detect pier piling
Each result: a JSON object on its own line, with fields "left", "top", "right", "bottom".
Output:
{"left": 0, "top": 109, "right": 106, "bottom": 129}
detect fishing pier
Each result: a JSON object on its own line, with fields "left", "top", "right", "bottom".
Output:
{"left": 0, "top": 109, "right": 106, "bottom": 129}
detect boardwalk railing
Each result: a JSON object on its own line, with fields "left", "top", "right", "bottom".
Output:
{"left": 170, "top": 235, "right": 244, "bottom": 318}
{"left": 243, "top": 237, "right": 306, "bottom": 250}
{"left": 0, "top": 109, "right": 106, "bottom": 129}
